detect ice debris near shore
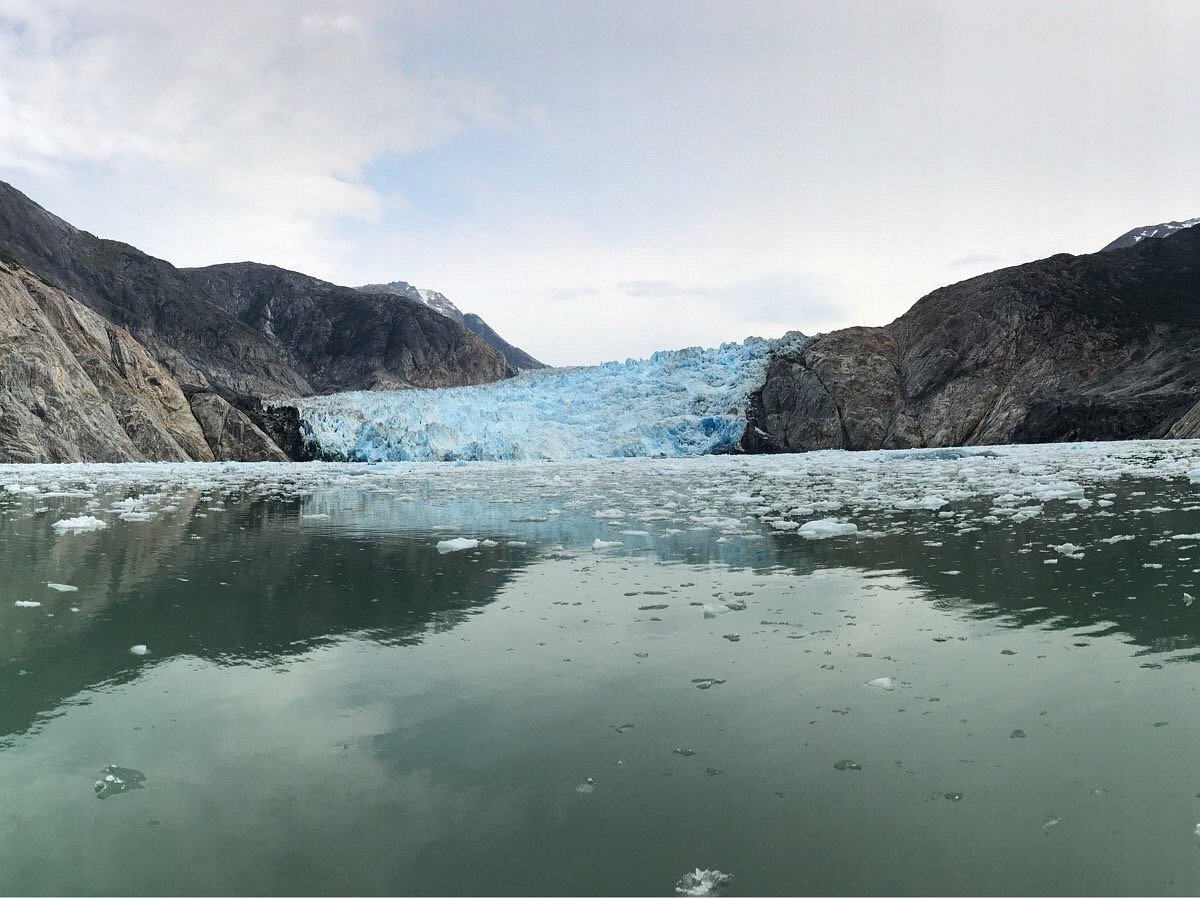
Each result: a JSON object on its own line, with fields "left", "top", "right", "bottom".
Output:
{"left": 0, "top": 440, "right": 1199, "bottom": 561}
{"left": 436, "top": 537, "right": 479, "bottom": 554}
{"left": 290, "top": 337, "right": 800, "bottom": 461}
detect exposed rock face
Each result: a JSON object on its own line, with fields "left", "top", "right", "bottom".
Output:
{"left": 185, "top": 264, "right": 514, "bottom": 392}
{"left": 188, "top": 393, "right": 287, "bottom": 462}
{"left": 0, "top": 260, "right": 214, "bottom": 462}
{"left": 746, "top": 228, "right": 1200, "bottom": 452}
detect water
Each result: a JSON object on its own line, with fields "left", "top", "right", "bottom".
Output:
{"left": 2, "top": 442, "right": 1200, "bottom": 895}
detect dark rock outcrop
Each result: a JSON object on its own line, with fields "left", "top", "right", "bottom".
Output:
{"left": 747, "top": 227, "right": 1200, "bottom": 452}
{"left": 188, "top": 392, "right": 288, "bottom": 462}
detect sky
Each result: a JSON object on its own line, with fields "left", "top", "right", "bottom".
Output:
{"left": 1, "top": 0, "right": 1198, "bottom": 366}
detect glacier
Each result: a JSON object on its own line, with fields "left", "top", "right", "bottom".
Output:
{"left": 289, "top": 336, "right": 802, "bottom": 462}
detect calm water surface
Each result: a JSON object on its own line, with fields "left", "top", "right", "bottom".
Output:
{"left": 3, "top": 446, "right": 1200, "bottom": 895}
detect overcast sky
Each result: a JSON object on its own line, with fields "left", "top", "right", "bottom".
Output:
{"left": 1, "top": 1, "right": 1197, "bottom": 365}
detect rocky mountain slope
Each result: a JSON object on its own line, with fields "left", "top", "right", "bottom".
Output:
{"left": 0, "top": 180, "right": 517, "bottom": 460}
{"left": 357, "top": 280, "right": 547, "bottom": 370}
{"left": 745, "top": 226, "right": 1200, "bottom": 452}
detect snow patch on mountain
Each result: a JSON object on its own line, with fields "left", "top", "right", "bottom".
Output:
{"left": 1101, "top": 218, "right": 1200, "bottom": 252}
{"left": 291, "top": 335, "right": 804, "bottom": 461}
{"left": 358, "top": 281, "right": 465, "bottom": 323}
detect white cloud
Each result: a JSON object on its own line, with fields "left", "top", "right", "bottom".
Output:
{"left": 0, "top": 0, "right": 513, "bottom": 272}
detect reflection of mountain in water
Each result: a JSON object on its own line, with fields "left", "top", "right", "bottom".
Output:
{"left": 0, "top": 498, "right": 537, "bottom": 745}
{"left": 767, "top": 479, "right": 1200, "bottom": 660}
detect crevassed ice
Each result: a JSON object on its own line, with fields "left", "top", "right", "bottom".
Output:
{"left": 288, "top": 337, "right": 801, "bottom": 461}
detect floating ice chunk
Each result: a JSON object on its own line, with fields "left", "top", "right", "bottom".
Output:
{"left": 1051, "top": 543, "right": 1085, "bottom": 559}
{"left": 798, "top": 519, "right": 857, "bottom": 539}
{"left": 93, "top": 764, "right": 145, "bottom": 799}
{"left": 118, "top": 511, "right": 156, "bottom": 522}
{"left": 592, "top": 539, "right": 623, "bottom": 549}
{"left": 129, "top": 645, "right": 149, "bottom": 656}
{"left": 1171, "top": 533, "right": 1200, "bottom": 541}
{"left": 866, "top": 676, "right": 896, "bottom": 691}
{"left": 14, "top": 600, "right": 41, "bottom": 608}
{"left": 52, "top": 515, "right": 107, "bottom": 532}
{"left": 1189, "top": 469, "right": 1200, "bottom": 484}
{"left": 896, "top": 496, "right": 947, "bottom": 510}
{"left": 703, "top": 603, "right": 732, "bottom": 617}
{"left": 301, "top": 513, "right": 330, "bottom": 520}
{"left": 1185, "top": 593, "right": 1196, "bottom": 608}
{"left": 1033, "top": 481, "right": 1085, "bottom": 501}
{"left": 675, "top": 869, "right": 733, "bottom": 897}
{"left": 575, "top": 777, "right": 595, "bottom": 794}
{"left": 769, "top": 520, "right": 800, "bottom": 531}
{"left": 46, "top": 583, "right": 78, "bottom": 592}
{"left": 436, "top": 538, "right": 479, "bottom": 553}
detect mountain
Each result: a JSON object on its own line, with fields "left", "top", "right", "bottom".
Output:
{"left": 0, "top": 180, "right": 515, "bottom": 460}
{"left": 357, "top": 281, "right": 548, "bottom": 370}
{"left": 1101, "top": 218, "right": 1200, "bottom": 252}
{"left": 744, "top": 224, "right": 1200, "bottom": 452}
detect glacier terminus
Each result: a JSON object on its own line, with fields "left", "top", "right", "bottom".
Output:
{"left": 289, "top": 335, "right": 805, "bottom": 462}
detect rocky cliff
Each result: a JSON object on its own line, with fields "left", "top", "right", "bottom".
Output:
{"left": 745, "top": 227, "right": 1200, "bottom": 452}
{"left": 0, "top": 259, "right": 286, "bottom": 461}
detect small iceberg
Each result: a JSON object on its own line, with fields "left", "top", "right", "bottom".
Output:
{"left": 866, "top": 676, "right": 896, "bottom": 691}
{"left": 52, "top": 515, "right": 107, "bottom": 532}
{"left": 798, "top": 519, "right": 857, "bottom": 539}
{"left": 436, "top": 537, "right": 479, "bottom": 554}
{"left": 129, "top": 645, "right": 149, "bottom": 656}
{"left": 46, "top": 583, "right": 78, "bottom": 592}
{"left": 14, "top": 600, "right": 41, "bottom": 608}
{"left": 675, "top": 868, "right": 733, "bottom": 896}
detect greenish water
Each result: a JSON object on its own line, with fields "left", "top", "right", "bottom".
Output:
{"left": 3, "top": 445, "right": 1200, "bottom": 895}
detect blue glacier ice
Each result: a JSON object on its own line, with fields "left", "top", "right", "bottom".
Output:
{"left": 289, "top": 335, "right": 802, "bottom": 461}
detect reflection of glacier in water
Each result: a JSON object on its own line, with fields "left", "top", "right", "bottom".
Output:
{"left": 290, "top": 337, "right": 803, "bottom": 461}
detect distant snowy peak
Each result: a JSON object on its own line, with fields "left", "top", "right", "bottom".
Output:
{"left": 1101, "top": 218, "right": 1200, "bottom": 252}
{"left": 357, "top": 281, "right": 465, "bottom": 324}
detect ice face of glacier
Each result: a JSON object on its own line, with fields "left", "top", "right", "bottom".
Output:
{"left": 290, "top": 336, "right": 802, "bottom": 462}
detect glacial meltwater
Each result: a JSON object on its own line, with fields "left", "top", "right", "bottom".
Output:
{"left": 4, "top": 442, "right": 1200, "bottom": 895}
